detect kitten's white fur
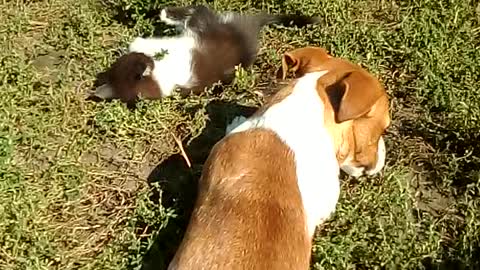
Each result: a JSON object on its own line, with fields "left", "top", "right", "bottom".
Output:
{"left": 128, "top": 13, "right": 197, "bottom": 96}
{"left": 128, "top": 36, "right": 195, "bottom": 96}
{"left": 227, "top": 71, "right": 340, "bottom": 238}
{"left": 219, "top": 12, "right": 237, "bottom": 23}
{"left": 160, "top": 9, "right": 182, "bottom": 27}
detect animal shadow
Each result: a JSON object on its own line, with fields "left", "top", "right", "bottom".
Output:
{"left": 140, "top": 100, "right": 258, "bottom": 270}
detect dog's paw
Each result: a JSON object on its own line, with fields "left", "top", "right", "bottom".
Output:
{"left": 226, "top": 116, "right": 248, "bottom": 134}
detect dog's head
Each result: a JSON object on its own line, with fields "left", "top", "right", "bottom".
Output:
{"left": 280, "top": 47, "right": 390, "bottom": 177}
{"left": 93, "top": 52, "right": 162, "bottom": 104}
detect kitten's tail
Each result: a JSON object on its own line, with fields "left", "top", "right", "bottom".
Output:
{"left": 254, "top": 13, "right": 322, "bottom": 28}
{"left": 221, "top": 11, "right": 321, "bottom": 66}
{"left": 222, "top": 11, "right": 321, "bottom": 34}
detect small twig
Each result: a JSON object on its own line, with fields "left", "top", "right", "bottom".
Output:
{"left": 158, "top": 121, "right": 192, "bottom": 168}
{"left": 73, "top": 225, "right": 101, "bottom": 233}
{"left": 173, "top": 131, "right": 192, "bottom": 168}
{"left": 29, "top": 20, "right": 48, "bottom": 26}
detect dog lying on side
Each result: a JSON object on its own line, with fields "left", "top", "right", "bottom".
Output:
{"left": 167, "top": 47, "right": 390, "bottom": 270}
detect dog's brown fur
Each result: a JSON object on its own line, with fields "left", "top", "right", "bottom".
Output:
{"left": 168, "top": 129, "right": 311, "bottom": 270}
{"left": 168, "top": 46, "right": 391, "bottom": 269}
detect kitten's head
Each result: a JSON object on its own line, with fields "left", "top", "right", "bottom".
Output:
{"left": 160, "top": 4, "right": 215, "bottom": 29}
{"left": 93, "top": 52, "right": 162, "bottom": 104}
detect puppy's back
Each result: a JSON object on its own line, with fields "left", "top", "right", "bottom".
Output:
{"left": 169, "top": 128, "right": 311, "bottom": 270}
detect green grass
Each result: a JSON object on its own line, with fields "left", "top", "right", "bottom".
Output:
{"left": 0, "top": 0, "right": 479, "bottom": 269}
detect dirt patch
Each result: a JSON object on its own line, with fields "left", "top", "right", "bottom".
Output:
{"left": 411, "top": 172, "right": 456, "bottom": 217}
{"left": 32, "top": 50, "right": 66, "bottom": 81}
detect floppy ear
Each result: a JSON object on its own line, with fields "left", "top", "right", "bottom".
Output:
{"left": 94, "top": 84, "right": 115, "bottom": 99}
{"left": 280, "top": 47, "right": 331, "bottom": 80}
{"left": 326, "top": 71, "right": 383, "bottom": 123}
{"left": 281, "top": 52, "right": 300, "bottom": 80}
{"left": 280, "top": 50, "right": 312, "bottom": 80}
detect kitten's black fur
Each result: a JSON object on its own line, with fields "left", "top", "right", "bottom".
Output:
{"left": 162, "top": 4, "right": 321, "bottom": 69}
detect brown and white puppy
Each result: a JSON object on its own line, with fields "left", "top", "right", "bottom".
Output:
{"left": 279, "top": 46, "right": 391, "bottom": 177}
{"left": 167, "top": 47, "right": 390, "bottom": 269}
{"left": 168, "top": 71, "right": 337, "bottom": 270}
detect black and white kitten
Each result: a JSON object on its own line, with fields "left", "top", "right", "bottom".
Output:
{"left": 94, "top": 5, "right": 320, "bottom": 103}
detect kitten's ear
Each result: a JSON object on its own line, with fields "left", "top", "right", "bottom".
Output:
{"left": 142, "top": 65, "right": 152, "bottom": 77}
{"left": 94, "top": 84, "right": 115, "bottom": 99}
{"left": 160, "top": 8, "right": 168, "bottom": 21}
{"left": 280, "top": 47, "right": 331, "bottom": 79}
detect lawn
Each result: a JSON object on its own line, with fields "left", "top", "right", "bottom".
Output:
{"left": 0, "top": 0, "right": 479, "bottom": 269}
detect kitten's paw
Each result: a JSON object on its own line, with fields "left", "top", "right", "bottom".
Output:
{"left": 160, "top": 9, "right": 168, "bottom": 22}
{"left": 226, "top": 116, "right": 248, "bottom": 134}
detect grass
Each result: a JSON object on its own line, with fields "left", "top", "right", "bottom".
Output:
{"left": 0, "top": 0, "right": 479, "bottom": 269}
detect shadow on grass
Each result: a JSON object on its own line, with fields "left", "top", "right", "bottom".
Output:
{"left": 393, "top": 104, "right": 480, "bottom": 270}
{"left": 140, "top": 99, "right": 258, "bottom": 270}
{"left": 396, "top": 116, "right": 480, "bottom": 193}
{"left": 422, "top": 245, "right": 480, "bottom": 270}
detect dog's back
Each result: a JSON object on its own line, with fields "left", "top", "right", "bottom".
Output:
{"left": 168, "top": 129, "right": 311, "bottom": 270}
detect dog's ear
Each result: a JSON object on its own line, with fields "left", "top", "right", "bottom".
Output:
{"left": 326, "top": 71, "right": 383, "bottom": 123}
{"left": 281, "top": 51, "right": 302, "bottom": 80}
{"left": 280, "top": 47, "right": 331, "bottom": 80}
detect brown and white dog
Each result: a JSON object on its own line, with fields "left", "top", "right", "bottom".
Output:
{"left": 167, "top": 47, "right": 390, "bottom": 270}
